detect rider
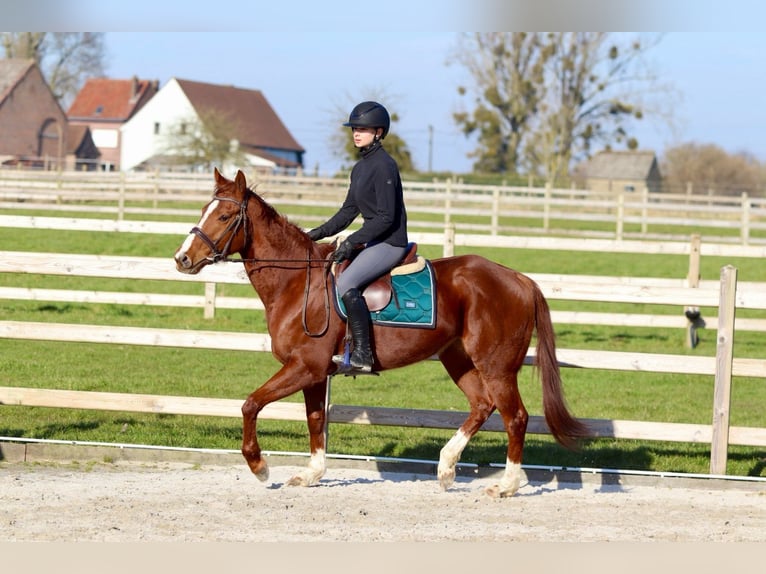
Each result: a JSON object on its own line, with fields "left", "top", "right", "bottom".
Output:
{"left": 307, "top": 101, "right": 409, "bottom": 373}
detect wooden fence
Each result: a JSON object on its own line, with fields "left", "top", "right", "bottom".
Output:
{"left": 1, "top": 248, "right": 765, "bottom": 475}
{"left": 1, "top": 169, "right": 765, "bottom": 244}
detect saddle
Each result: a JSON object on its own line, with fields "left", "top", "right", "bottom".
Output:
{"left": 335, "top": 242, "right": 422, "bottom": 312}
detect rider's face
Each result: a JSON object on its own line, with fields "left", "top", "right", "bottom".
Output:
{"left": 351, "top": 126, "right": 379, "bottom": 148}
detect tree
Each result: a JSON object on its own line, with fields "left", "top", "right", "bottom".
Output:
{"left": 661, "top": 143, "right": 763, "bottom": 197}
{"left": 329, "top": 91, "right": 415, "bottom": 174}
{"left": 451, "top": 33, "right": 552, "bottom": 173}
{"left": 452, "top": 32, "right": 668, "bottom": 183}
{"left": 1, "top": 32, "right": 106, "bottom": 107}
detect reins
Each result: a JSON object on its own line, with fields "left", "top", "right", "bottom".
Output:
{"left": 193, "top": 188, "right": 334, "bottom": 337}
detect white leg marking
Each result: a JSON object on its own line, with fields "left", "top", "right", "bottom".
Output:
{"left": 437, "top": 430, "right": 469, "bottom": 491}
{"left": 286, "top": 448, "right": 326, "bottom": 487}
{"left": 486, "top": 458, "right": 522, "bottom": 498}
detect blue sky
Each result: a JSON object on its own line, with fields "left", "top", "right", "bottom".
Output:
{"left": 102, "top": 32, "right": 766, "bottom": 176}
{"left": 5, "top": 1, "right": 766, "bottom": 175}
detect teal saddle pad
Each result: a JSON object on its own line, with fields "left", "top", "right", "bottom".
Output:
{"left": 334, "top": 260, "right": 436, "bottom": 329}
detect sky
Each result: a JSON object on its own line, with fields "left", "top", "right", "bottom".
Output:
{"left": 101, "top": 31, "right": 766, "bottom": 176}
{"left": 5, "top": 1, "right": 766, "bottom": 176}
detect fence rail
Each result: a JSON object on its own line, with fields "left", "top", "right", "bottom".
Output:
{"left": 1, "top": 169, "right": 765, "bottom": 244}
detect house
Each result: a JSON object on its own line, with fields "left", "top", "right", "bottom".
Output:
{"left": 580, "top": 150, "right": 662, "bottom": 194}
{"left": 119, "top": 77, "right": 305, "bottom": 173}
{"left": 67, "top": 76, "right": 159, "bottom": 171}
{"left": 0, "top": 58, "right": 69, "bottom": 169}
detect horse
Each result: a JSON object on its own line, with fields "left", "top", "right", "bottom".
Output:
{"left": 174, "top": 168, "right": 588, "bottom": 498}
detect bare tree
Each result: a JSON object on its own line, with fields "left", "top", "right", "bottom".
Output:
{"left": 1, "top": 32, "right": 106, "bottom": 107}
{"left": 661, "top": 143, "right": 763, "bottom": 197}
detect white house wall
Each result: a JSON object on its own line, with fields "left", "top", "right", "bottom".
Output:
{"left": 120, "top": 78, "right": 196, "bottom": 171}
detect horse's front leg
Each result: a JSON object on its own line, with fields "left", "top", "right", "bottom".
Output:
{"left": 286, "top": 380, "right": 329, "bottom": 487}
{"left": 241, "top": 362, "right": 319, "bottom": 483}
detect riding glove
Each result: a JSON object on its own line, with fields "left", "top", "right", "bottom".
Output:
{"left": 307, "top": 228, "right": 325, "bottom": 241}
{"left": 333, "top": 239, "right": 356, "bottom": 263}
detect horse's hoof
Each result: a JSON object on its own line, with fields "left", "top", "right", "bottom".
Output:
{"left": 437, "top": 468, "right": 456, "bottom": 491}
{"left": 484, "top": 484, "right": 517, "bottom": 498}
{"left": 247, "top": 459, "right": 269, "bottom": 482}
{"left": 285, "top": 470, "right": 322, "bottom": 487}
{"left": 286, "top": 475, "right": 308, "bottom": 487}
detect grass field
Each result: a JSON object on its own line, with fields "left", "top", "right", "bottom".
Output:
{"left": 0, "top": 216, "right": 764, "bottom": 478}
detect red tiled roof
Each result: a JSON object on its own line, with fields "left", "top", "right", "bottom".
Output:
{"left": 67, "top": 77, "right": 158, "bottom": 120}
{"left": 176, "top": 78, "right": 304, "bottom": 153}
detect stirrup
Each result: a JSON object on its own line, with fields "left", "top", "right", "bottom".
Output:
{"left": 332, "top": 353, "right": 374, "bottom": 373}
{"left": 333, "top": 362, "right": 378, "bottom": 377}
{"left": 331, "top": 345, "right": 376, "bottom": 376}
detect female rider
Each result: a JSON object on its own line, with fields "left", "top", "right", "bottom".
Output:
{"left": 307, "top": 101, "right": 408, "bottom": 373}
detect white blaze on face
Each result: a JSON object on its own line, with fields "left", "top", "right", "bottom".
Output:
{"left": 178, "top": 199, "right": 221, "bottom": 255}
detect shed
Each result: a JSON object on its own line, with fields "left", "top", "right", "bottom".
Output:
{"left": 582, "top": 150, "right": 662, "bottom": 194}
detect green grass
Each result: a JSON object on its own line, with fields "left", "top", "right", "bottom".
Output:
{"left": 0, "top": 224, "right": 764, "bottom": 477}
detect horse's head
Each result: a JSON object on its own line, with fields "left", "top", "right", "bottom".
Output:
{"left": 174, "top": 168, "right": 251, "bottom": 274}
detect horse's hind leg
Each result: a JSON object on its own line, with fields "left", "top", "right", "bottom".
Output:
{"left": 438, "top": 346, "right": 495, "bottom": 491}
{"left": 483, "top": 370, "right": 528, "bottom": 498}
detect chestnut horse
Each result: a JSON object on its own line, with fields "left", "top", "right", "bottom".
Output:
{"left": 174, "top": 168, "right": 588, "bottom": 497}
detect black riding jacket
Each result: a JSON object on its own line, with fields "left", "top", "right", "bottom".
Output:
{"left": 315, "top": 142, "right": 408, "bottom": 248}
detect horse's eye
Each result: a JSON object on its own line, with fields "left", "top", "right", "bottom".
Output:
{"left": 219, "top": 214, "right": 230, "bottom": 222}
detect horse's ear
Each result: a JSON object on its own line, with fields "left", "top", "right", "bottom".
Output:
{"left": 234, "top": 169, "right": 247, "bottom": 190}
{"left": 214, "top": 167, "right": 223, "bottom": 183}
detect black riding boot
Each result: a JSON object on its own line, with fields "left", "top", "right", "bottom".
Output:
{"left": 333, "top": 288, "right": 373, "bottom": 373}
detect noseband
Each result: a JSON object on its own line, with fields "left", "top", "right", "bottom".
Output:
{"left": 190, "top": 192, "right": 251, "bottom": 264}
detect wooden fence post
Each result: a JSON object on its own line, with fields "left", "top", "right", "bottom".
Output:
{"left": 204, "top": 283, "right": 216, "bottom": 319}
{"left": 118, "top": 172, "right": 126, "bottom": 221}
{"left": 641, "top": 186, "right": 649, "bottom": 234}
{"left": 153, "top": 169, "right": 160, "bottom": 210}
{"left": 709, "top": 264, "right": 737, "bottom": 475}
{"left": 491, "top": 188, "right": 500, "bottom": 236}
{"left": 444, "top": 178, "right": 452, "bottom": 227}
{"left": 685, "top": 234, "right": 703, "bottom": 348}
{"left": 444, "top": 223, "right": 455, "bottom": 258}
{"left": 616, "top": 190, "right": 625, "bottom": 240}
{"left": 543, "top": 182, "right": 551, "bottom": 231}
{"left": 741, "top": 192, "right": 750, "bottom": 246}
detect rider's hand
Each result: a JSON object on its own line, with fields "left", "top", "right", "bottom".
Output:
{"left": 333, "top": 240, "right": 355, "bottom": 263}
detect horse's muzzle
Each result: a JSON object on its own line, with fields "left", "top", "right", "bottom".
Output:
{"left": 174, "top": 251, "right": 199, "bottom": 274}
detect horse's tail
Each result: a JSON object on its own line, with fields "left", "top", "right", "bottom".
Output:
{"left": 533, "top": 284, "right": 590, "bottom": 450}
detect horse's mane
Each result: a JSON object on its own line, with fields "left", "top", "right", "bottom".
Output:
{"left": 247, "top": 185, "right": 306, "bottom": 237}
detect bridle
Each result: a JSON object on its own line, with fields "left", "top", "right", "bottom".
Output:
{"left": 189, "top": 188, "right": 334, "bottom": 337}
{"left": 189, "top": 193, "right": 251, "bottom": 265}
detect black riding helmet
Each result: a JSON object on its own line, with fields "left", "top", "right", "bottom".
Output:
{"left": 343, "top": 101, "right": 390, "bottom": 139}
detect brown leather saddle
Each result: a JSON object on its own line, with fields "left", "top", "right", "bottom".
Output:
{"left": 334, "top": 242, "right": 420, "bottom": 312}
